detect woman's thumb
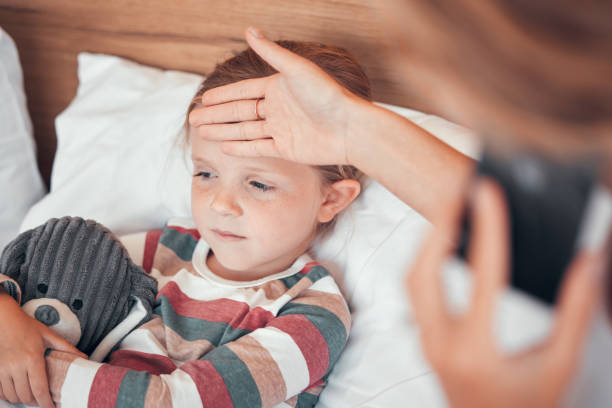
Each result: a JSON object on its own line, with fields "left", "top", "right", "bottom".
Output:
{"left": 42, "top": 328, "right": 87, "bottom": 359}
{"left": 245, "top": 27, "right": 310, "bottom": 74}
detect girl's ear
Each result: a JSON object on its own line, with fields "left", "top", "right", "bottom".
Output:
{"left": 317, "top": 179, "right": 361, "bottom": 223}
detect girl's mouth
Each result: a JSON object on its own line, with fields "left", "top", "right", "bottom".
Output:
{"left": 211, "top": 229, "right": 246, "bottom": 241}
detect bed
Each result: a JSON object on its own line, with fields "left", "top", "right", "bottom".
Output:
{"left": 1, "top": 1, "right": 610, "bottom": 407}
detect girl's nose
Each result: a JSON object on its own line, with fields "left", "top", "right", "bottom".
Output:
{"left": 210, "top": 188, "right": 243, "bottom": 217}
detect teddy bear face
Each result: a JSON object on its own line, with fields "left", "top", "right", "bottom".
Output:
{"left": 22, "top": 297, "right": 82, "bottom": 346}
{"left": 19, "top": 270, "right": 133, "bottom": 353}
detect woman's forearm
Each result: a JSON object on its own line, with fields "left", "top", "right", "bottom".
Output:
{"left": 346, "top": 97, "right": 476, "bottom": 223}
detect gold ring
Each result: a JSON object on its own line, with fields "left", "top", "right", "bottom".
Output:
{"left": 255, "top": 98, "right": 264, "bottom": 120}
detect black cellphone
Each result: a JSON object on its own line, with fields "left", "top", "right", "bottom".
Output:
{"left": 456, "top": 148, "right": 600, "bottom": 304}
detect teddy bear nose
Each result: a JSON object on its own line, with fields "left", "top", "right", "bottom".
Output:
{"left": 34, "top": 305, "right": 60, "bottom": 326}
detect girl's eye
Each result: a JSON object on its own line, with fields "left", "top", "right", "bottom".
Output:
{"left": 250, "top": 180, "right": 273, "bottom": 192}
{"left": 194, "top": 171, "right": 215, "bottom": 179}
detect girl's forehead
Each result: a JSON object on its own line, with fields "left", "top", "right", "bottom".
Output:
{"left": 191, "top": 137, "right": 317, "bottom": 180}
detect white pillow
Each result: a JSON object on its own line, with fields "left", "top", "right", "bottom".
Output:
{"left": 0, "top": 27, "right": 45, "bottom": 253}
{"left": 19, "top": 53, "right": 612, "bottom": 408}
{"left": 20, "top": 53, "right": 198, "bottom": 235}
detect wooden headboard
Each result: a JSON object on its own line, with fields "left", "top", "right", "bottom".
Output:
{"left": 0, "top": 0, "right": 430, "bottom": 189}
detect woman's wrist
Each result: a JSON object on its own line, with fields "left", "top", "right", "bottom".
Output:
{"left": 343, "top": 95, "right": 394, "bottom": 169}
{"left": 344, "top": 98, "right": 475, "bottom": 222}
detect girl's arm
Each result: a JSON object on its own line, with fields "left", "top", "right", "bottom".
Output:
{"left": 44, "top": 268, "right": 349, "bottom": 408}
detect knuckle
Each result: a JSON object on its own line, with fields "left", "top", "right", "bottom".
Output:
{"left": 258, "top": 121, "right": 266, "bottom": 137}
{"left": 239, "top": 123, "right": 248, "bottom": 140}
{"left": 195, "top": 126, "right": 209, "bottom": 140}
{"left": 238, "top": 84, "right": 249, "bottom": 99}
{"left": 254, "top": 141, "right": 265, "bottom": 156}
{"left": 231, "top": 101, "right": 241, "bottom": 120}
{"left": 239, "top": 100, "right": 252, "bottom": 119}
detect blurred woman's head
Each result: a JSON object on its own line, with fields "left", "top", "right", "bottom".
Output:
{"left": 382, "top": 0, "right": 612, "bottom": 157}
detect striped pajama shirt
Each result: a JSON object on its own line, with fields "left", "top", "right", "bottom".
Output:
{"left": 34, "top": 218, "right": 350, "bottom": 407}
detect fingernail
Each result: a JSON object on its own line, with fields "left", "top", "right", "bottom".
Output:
{"left": 248, "top": 26, "right": 264, "bottom": 39}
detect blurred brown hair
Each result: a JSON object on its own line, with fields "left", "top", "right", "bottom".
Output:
{"left": 384, "top": 0, "right": 612, "bottom": 152}
{"left": 184, "top": 40, "right": 372, "bottom": 232}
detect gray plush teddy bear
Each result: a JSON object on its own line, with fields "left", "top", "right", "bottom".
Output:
{"left": 0, "top": 216, "right": 157, "bottom": 361}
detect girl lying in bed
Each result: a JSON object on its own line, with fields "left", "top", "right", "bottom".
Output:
{"left": 0, "top": 41, "right": 369, "bottom": 408}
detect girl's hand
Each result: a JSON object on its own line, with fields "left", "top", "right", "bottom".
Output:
{"left": 407, "top": 179, "right": 602, "bottom": 408}
{"left": 188, "top": 26, "right": 367, "bottom": 166}
{"left": 0, "top": 293, "right": 87, "bottom": 408}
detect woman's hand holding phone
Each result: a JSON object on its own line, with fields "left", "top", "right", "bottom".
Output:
{"left": 407, "top": 179, "right": 603, "bottom": 408}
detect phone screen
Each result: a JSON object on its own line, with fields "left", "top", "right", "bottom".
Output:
{"left": 457, "top": 148, "right": 600, "bottom": 304}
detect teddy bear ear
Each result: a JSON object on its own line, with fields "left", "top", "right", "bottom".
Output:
{"left": 0, "top": 227, "right": 36, "bottom": 281}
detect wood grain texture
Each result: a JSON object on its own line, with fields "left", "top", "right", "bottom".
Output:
{"left": 0, "top": 0, "right": 431, "bottom": 187}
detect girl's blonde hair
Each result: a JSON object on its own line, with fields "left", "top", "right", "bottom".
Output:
{"left": 184, "top": 40, "right": 373, "bottom": 233}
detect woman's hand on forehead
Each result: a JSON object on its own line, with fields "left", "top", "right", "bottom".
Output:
{"left": 188, "top": 27, "right": 362, "bottom": 167}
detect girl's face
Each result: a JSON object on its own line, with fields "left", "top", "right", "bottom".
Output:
{"left": 190, "top": 135, "right": 327, "bottom": 280}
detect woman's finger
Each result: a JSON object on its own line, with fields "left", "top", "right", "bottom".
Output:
{"left": 42, "top": 328, "right": 87, "bottom": 359}
{"left": 29, "top": 359, "right": 55, "bottom": 408}
{"left": 547, "top": 250, "right": 602, "bottom": 364}
{"left": 244, "top": 27, "right": 315, "bottom": 76}
{"left": 221, "top": 139, "right": 281, "bottom": 159}
{"left": 407, "top": 223, "right": 457, "bottom": 337}
{"left": 191, "top": 120, "right": 267, "bottom": 142}
{"left": 407, "top": 183, "right": 466, "bottom": 326}
{"left": 189, "top": 99, "right": 264, "bottom": 126}
{"left": 467, "top": 178, "right": 510, "bottom": 326}
{"left": 201, "top": 76, "right": 270, "bottom": 107}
